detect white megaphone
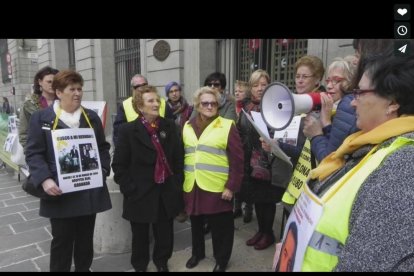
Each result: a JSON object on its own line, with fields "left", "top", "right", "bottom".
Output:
{"left": 261, "top": 82, "right": 322, "bottom": 130}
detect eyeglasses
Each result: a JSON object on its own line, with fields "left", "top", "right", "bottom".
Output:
{"left": 325, "top": 77, "right": 344, "bottom": 85}
{"left": 200, "top": 101, "right": 218, "bottom": 108}
{"left": 351, "top": 89, "right": 376, "bottom": 99}
{"left": 208, "top": 82, "right": 221, "bottom": 88}
{"left": 295, "top": 74, "right": 314, "bottom": 80}
{"left": 133, "top": 83, "right": 148, "bottom": 89}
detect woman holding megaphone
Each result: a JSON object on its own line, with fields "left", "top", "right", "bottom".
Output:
{"left": 276, "top": 55, "right": 326, "bottom": 212}
{"left": 303, "top": 57, "right": 358, "bottom": 162}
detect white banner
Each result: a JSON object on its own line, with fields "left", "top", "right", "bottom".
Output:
{"left": 51, "top": 128, "right": 103, "bottom": 194}
{"left": 276, "top": 184, "right": 323, "bottom": 271}
{"left": 81, "top": 101, "right": 108, "bottom": 128}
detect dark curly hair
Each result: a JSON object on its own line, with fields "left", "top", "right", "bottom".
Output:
{"left": 33, "top": 66, "right": 59, "bottom": 95}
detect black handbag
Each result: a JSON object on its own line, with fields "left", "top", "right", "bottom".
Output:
{"left": 22, "top": 175, "right": 57, "bottom": 200}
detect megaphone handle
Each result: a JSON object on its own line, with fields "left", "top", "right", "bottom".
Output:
{"left": 310, "top": 111, "right": 320, "bottom": 119}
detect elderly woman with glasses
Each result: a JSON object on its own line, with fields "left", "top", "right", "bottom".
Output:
{"left": 189, "top": 72, "right": 237, "bottom": 122}
{"left": 183, "top": 87, "right": 243, "bottom": 272}
{"left": 276, "top": 52, "right": 414, "bottom": 272}
{"left": 268, "top": 56, "right": 326, "bottom": 214}
{"left": 303, "top": 57, "right": 358, "bottom": 162}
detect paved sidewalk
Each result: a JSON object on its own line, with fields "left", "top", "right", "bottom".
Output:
{"left": 0, "top": 165, "right": 285, "bottom": 272}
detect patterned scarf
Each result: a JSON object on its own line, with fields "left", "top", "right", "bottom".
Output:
{"left": 310, "top": 116, "right": 414, "bottom": 181}
{"left": 167, "top": 97, "right": 193, "bottom": 129}
{"left": 244, "top": 97, "right": 261, "bottom": 113}
{"left": 137, "top": 111, "right": 173, "bottom": 184}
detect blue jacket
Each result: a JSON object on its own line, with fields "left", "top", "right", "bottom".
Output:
{"left": 311, "top": 94, "right": 359, "bottom": 162}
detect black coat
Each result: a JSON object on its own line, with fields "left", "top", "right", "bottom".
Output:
{"left": 25, "top": 105, "right": 112, "bottom": 218}
{"left": 111, "top": 117, "right": 184, "bottom": 223}
{"left": 237, "top": 100, "right": 287, "bottom": 204}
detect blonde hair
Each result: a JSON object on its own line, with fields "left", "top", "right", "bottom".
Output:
{"left": 295, "top": 55, "right": 325, "bottom": 81}
{"left": 193, "top": 86, "right": 220, "bottom": 110}
{"left": 249, "top": 69, "right": 270, "bottom": 87}
{"left": 132, "top": 85, "right": 159, "bottom": 113}
{"left": 235, "top": 80, "right": 250, "bottom": 97}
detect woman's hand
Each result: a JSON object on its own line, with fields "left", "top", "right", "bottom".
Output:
{"left": 320, "top": 92, "right": 334, "bottom": 127}
{"left": 42, "top": 178, "right": 62, "bottom": 196}
{"left": 303, "top": 113, "right": 323, "bottom": 139}
{"left": 260, "top": 137, "right": 278, "bottom": 153}
{"left": 221, "top": 188, "right": 233, "bottom": 201}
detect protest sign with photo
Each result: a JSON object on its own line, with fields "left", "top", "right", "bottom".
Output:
{"left": 51, "top": 128, "right": 103, "bottom": 194}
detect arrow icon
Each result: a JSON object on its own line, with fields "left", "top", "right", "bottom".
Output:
{"left": 399, "top": 44, "right": 407, "bottom": 53}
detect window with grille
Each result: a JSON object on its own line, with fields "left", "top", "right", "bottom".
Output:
{"left": 235, "top": 39, "right": 308, "bottom": 90}
{"left": 114, "top": 39, "right": 141, "bottom": 105}
{"left": 272, "top": 39, "right": 308, "bottom": 91}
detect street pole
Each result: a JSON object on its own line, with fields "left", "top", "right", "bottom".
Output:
{"left": 6, "top": 51, "right": 16, "bottom": 115}
{"left": 12, "top": 86, "right": 16, "bottom": 115}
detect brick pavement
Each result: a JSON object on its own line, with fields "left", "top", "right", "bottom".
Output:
{"left": 0, "top": 165, "right": 284, "bottom": 272}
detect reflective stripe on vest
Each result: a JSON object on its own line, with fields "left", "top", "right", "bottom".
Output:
{"left": 308, "top": 230, "right": 343, "bottom": 257}
{"left": 182, "top": 117, "right": 233, "bottom": 193}
{"left": 301, "top": 137, "right": 414, "bottom": 271}
{"left": 184, "top": 163, "right": 229, "bottom": 174}
{"left": 123, "top": 96, "right": 166, "bottom": 122}
{"left": 282, "top": 138, "right": 312, "bottom": 205}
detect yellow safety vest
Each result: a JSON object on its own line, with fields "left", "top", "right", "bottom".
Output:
{"left": 301, "top": 136, "right": 414, "bottom": 271}
{"left": 282, "top": 138, "right": 312, "bottom": 205}
{"left": 182, "top": 117, "right": 233, "bottom": 193}
{"left": 123, "top": 97, "right": 166, "bottom": 122}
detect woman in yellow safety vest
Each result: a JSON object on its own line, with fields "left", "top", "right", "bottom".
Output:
{"left": 182, "top": 86, "right": 243, "bottom": 272}
{"left": 278, "top": 56, "right": 326, "bottom": 210}
{"left": 277, "top": 51, "right": 414, "bottom": 271}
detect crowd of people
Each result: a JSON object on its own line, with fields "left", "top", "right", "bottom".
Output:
{"left": 15, "top": 39, "right": 414, "bottom": 272}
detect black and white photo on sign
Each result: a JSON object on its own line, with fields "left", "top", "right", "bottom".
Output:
{"left": 52, "top": 128, "right": 103, "bottom": 194}
{"left": 79, "top": 143, "right": 99, "bottom": 171}
{"left": 58, "top": 145, "right": 81, "bottom": 174}
{"left": 273, "top": 115, "right": 301, "bottom": 146}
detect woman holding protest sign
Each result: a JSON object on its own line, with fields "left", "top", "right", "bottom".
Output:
{"left": 25, "top": 70, "right": 112, "bottom": 272}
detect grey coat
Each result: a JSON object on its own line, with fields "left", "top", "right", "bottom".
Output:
{"left": 25, "top": 105, "right": 112, "bottom": 218}
{"left": 312, "top": 132, "right": 414, "bottom": 271}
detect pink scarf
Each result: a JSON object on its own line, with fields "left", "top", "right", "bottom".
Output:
{"left": 138, "top": 111, "right": 173, "bottom": 184}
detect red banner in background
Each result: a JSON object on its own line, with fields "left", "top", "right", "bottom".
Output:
{"left": 248, "top": 39, "right": 261, "bottom": 51}
{"left": 276, "top": 39, "right": 294, "bottom": 47}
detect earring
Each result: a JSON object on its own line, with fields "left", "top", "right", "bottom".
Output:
{"left": 386, "top": 110, "right": 390, "bottom": 115}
